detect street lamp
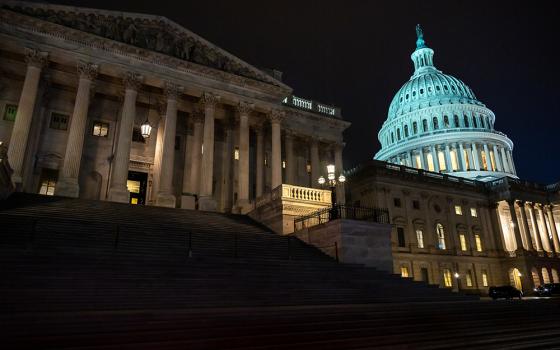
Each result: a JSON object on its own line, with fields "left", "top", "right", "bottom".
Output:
{"left": 317, "top": 164, "right": 346, "bottom": 214}
{"left": 141, "top": 94, "right": 153, "bottom": 138}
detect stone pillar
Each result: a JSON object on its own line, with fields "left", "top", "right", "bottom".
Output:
{"left": 537, "top": 204, "right": 553, "bottom": 253}
{"left": 156, "top": 82, "right": 183, "bottom": 208}
{"left": 458, "top": 143, "right": 467, "bottom": 171}
{"left": 56, "top": 62, "right": 98, "bottom": 197}
{"left": 270, "top": 109, "right": 284, "bottom": 189}
{"left": 471, "top": 143, "right": 480, "bottom": 170}
{"left": 500, "top": 147, "right": 510, "bottom": 173}
{"left": 516, "top": 200, "right": 533, "bottom": 251}
{"left": 198, "top": 92, "right": 220, "bottom": 211}
{"left": 310, "top": 139, "right": 320, "bottom": 188}
{"left": 334, "top": 142, "right": 345, "bottom": 205}
{"left": 444, "top": 144, "right": 452, "bottom": 173}
{"left": 430, "top": 145, "right": 440, "bottom": 172}
{"left": 7, "top": 49, "right": 48, "bottom": 186}
{"left": 151, "top": 103, "right": 166, "bottom": 203}
{"left": 507, "top": 200, "right": 524, "bottom": 252}
{"left": 419, "top": 148, "right": 427, "bottom": 170}
{"left": 285, "top": 130, "right": 295, "bottom": 185}
{"left": 483, "top": 143, "right": 491, "bottom": 171}
{"left": 255, "top": 123, "right": 264, "bottom": 198}
{"left": 507, "top": 150, "right": 516, "bottom": 175}
{"left": 529, "top": 203, "right": 544, "bottom": 252}
{"left": 492, "top": 144, "right": 503, "bottom": 172}
{"left": 236, "top": 101, "right": 252, "bottom": 212}
{"left": 108, "top": 72, "right": 143, "bottom": 203}
{"left": 406, "top": 151, "right": 413, "bottom": 168}
{"left": 546, "top": 205, "right": 560, "bottom": 254}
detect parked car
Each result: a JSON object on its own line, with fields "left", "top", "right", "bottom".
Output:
{"left": 534, "top": 283, "right": 560, "bottom": 297}
{"left": 489, "top": 286, "right": 523, "bottom": 300}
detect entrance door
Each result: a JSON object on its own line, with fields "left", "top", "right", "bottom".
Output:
{"left": 127, "top": 171, "right": 147, "bottom": 205}
{"left": 421, "top": 268, "right": 429, "bottom": 283}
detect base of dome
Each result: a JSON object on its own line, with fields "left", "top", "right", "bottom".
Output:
{"left": 450, "top": 170, "right": 516, "bottom": 182}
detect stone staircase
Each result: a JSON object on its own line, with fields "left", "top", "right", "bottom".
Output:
{"left": 3, "top": 193, "right": 558, "bottom": 349}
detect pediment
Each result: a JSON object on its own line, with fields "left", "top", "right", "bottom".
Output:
{"left": 2, "top": 1, "right": 289, "bottom": 91}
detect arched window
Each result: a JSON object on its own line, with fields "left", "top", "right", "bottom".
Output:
{"left": 422, "top": 119, "right": 428, "bottom": 132}
{"left": 486, "top": 117, "right": 491, "bottom": 129}
{"left": 391, "top": 132, "right": 394, "bottom": 143}
{"left": 397, "top": 128, "right": 401, "bottom": 141}
{"left": 443, "top": 115, "right": 449, "bottom": 127}
{"left": 472, "top": 116, "right": 478, "bottom": 128}
{"left": 436, "top": 223, "right": 446, "bottom": 250}
{"left": 420, "top": 57, "right": 424, "bottom": 66}
{"left": 480, "top": 116, "right": 485, "bottom": 128}
{"left": 413, "top": 121, "right": 418, "bottom": 134}
{"left": 453, "top": 115, "right": 460, "bottom": 127}
{"left": 404, "top": 125, "right": 409, "bottom": 137}
{"left": 432, "top": 117, "right": 439, "bottom": 130}
{"left": 463, "top": 115, "right": 469, "bottom": 128}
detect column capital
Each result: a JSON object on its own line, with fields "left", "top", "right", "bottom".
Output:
{"left": 24, "top": 48, "right": 48, "bottom": 69}
{"left": 77, "top": 61, "right": 98, "bottom": 81}
{"left": 269, "top": 109, "right": 285, "bottom": 124}
{"left": 191, "top": 106, "right": 205, "bottom": 124}
{"left": 200, "top": 92, "right": 220, "bottom": 109}
{"left": 164, "top": 82, "right": 183, "bottom": 100}
{"left": 123, "top": 72, "right": 143, "bottom": 91}
{"left": 515, "top": 199, "right": 526, "bottom": 206}
{"left": 236, "top": 101, "right": 254, "bottom": 116}
{"left": 253, "top": 119, "right": 265, "bottom": 134}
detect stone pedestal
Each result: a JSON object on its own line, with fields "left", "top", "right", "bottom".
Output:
{"left": 181, "top": 195, "right": 196, "bottom": 210}
{"left": 55, "top": 178, "right": 80, "bottom": 198}
{"left": 156, "top": 193, "right": 176, "bottom": 208}
{"left": 108, "top": 188, "right": 129, "bottom": 203}
{"left": 198, "top": 196, "right": 217, "bottom": 212}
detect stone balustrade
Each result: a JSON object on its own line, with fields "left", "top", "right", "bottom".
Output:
{"left": 282, "top": 95, "right": 341, "bottom": 118}
{"left": 279, "top": 184, "right": 332, "bottom": 205}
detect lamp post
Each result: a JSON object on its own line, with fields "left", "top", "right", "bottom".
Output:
{"left": 140, "top": 94, "right": 153, "bottom": 138}
{"left": 454, "top": 272, "right": 461, "bottom": 292}
{"left": 318, "top": 164, "right": 346, "bottom": 219}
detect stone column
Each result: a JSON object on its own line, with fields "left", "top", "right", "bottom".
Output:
{"left": 236, "top": 101, "right": 252, "bottom": 212}
{"left": 255, "top": 123, "right": 264, "bottom": 198}
{"left": 471, "top": 143, "right": 480, "bottom": 170}
{"left": 310, "top": 139, "right": 320, "bottom": 188}
{"left": 546, "top": 205, "right": 560, "bottom": 254}
{"left": 431, "top": 145, "right": 440, "bottom": 172}
{"left": 517, "top": 201, "right": 533, "bottom": 251}
{"left": 406, "top": 151, "right": 413, "bottom": 168}
{"left": 507, "top": 200, "right": 524, "bottom": 252}
{"left": 458, "top": 143, "right": 467, "bottom": 171}
{"left": 492, "top": 144, "right": 503, "bottom": 172}
{"left": 156, "top": 82, "right": 183, "bottom": 208}
{"left": 529, "top": 203, "right": 544, "bottom": 251}
{"left": 483, "top": 144, "right": 491, "bottom": 171}
{"left": 444, "top": 144, "right": 452, "bottom": 172}
{"left": 108, "top": 72, "right": 143, "bottom": 203}
{"left": 500, "top": 147, "right": 510, "bottom": 173}
{"left": 419, "top": 148, "right": 427, "bottom": 170}
{"left": 56, "top": 62, "right": 98, "bottom": 197}
{"left": 285, "top": 130, "right": 295, "bottom": 185}
{"left": 7, "top": 49, "right": 48, "bottom": 186}
{"left": 270, "top": 109, "right": 284, "bottom": 189}
{"left": 198, "top": 92, "right": 220, "bottom": 211}
{"left": 537, "top": 204, "right": 553, "bottom": 253}
{"left": 334, "top": 142, "right": 345, "bottom": 205}
{"left": 507, "top": 150, "right": 516, "bottom": 175}
{"left": 151, "top": 103, "right": 166, "bottom": 203}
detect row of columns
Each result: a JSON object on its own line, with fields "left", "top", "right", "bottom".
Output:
{"left": 505, "top": 200, "right": 560, "bottom": 254}
{"left": 390, "top": 142, "right": 516, "bottom": 175}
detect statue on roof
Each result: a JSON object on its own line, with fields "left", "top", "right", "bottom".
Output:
{"left": 415, "top": 24, "right": 426, "bottom": 49}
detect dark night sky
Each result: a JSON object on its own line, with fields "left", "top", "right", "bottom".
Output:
{"left": 46, "top": 0, "right": 560, "bottom": 184}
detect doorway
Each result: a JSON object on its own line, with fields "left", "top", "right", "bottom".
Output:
{"left": 421, "top": 268, "right": 429, "bottom": 283}
{"left": 127, "top": 171, "right": 147, "bottom": 205}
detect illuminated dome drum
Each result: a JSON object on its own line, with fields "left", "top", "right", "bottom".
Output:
{"left": 374, "top": 25, "right": 516, "bottom": 181}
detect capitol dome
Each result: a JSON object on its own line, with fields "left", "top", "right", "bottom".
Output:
{"left": 374, "top": 25, "right": 516, "bottom": 182}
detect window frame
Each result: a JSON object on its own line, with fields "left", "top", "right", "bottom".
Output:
{"left": 3, "top": 103, "right": 18, "bottom": 122}
{"left": 92, "top": 121, "right": 110, "bottom": 137}
{"left": 49, "top": 111, "right": 70, "bottom": 131}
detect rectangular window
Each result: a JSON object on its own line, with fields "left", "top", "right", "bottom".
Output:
{"left": 397, "top": 227, "right": 406, "bottom": 248}
{"left": 475, "top": 234, "right": 483, "bottom": 252}
{"left": 282, "top": 160, "right": 286, "bottom": 169}
{"left": 438, "top": 151, "right": 446, "bottom": 171}
{"left": 3, "top": 104, "right": 17, "bottom": 121}
{"left": 306, "top": 162, "right": 311, "bottom": 174}
{"left": 470, "top": 207, "right": 478, "bottom": 217}
{"left": 466, "top": 270, "right": 473, "bottom": 287}
{"left": 234, "top": 147, "right": 239, "bottom": 160}
{"left": 126, "top": 180, "right": 141, "bottom": 194}
{"left": 393, "top": 198, "right": 401, "bottom": 208}
{"left": 92, "top": 121, "right": 109, "bottom": 137}
{"left": 39, "top": 178, "right": 56, "bottom": 196}
{"left": 443, "top": 269, "right": 453, "bottom": 287}
{"left": 416, "top": 229, "right": 424, "bottom": 248}
{"left": 412, "top": 200, "right": 420, "bottom": 210}
{"left": 455, "top": 205, "right": 463, "bottom": 215}
{"left": 482, "top": 270, "right": 489, "bottom": 287}
{"left": 49, "top": 112, "right": 69, "bottom": 130}
{"left": 459, "top": 234, "right": 468, "bottom": 251}
{"left": 401, "top": 266, "right": 409, "bottom": 278}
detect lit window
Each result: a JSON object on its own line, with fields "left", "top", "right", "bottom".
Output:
{"left": 401, "top": 266, "right": 409, "bottom": 278}
{"left": 415, "top": 155, "right": 422, "bottom": 169}
{"left": 264, "top": 152, "right": 268, "bottom": 167}
{"left": 306, "top": 162, "right": 311, "bottom": 174}
{"left": 482, "top": 270, "right": 489, "bottom": 287}
{"left": 470, "top": 208, "right": 478, "bottom": 217}
{"left": 475, "top": 234, "right": 483, "bottom": 252}
{"left": 49, "top": 112, "right": 69, "bottom": 130}
{"left": 282, "top": 160, "right": 286, "bottom": 169}
{"left": 481, "top": 151, "right": 488, "bottom": 170}
{"left": 459, "top": 234, "right": 468, "bottom": 251}
{"left": 126, "top": 180, "right": 141, "bottom": 194}
{"left": 463, "top": 149, "right": 470, "bottom": 169}
{"left": 466, "top": 270, "right": 473, "bottom": 287}
{"left": 416, "top": 229, "right": 424, "bottom": 248}
{"left": 455, "top": 205, "right": 463, "bottom": 215}
{"left": 3, "top": 104, "right": 17, "bottom": 121}
{"left": 438, "top": 151, "right": 446, "bottom": 171}
{"left": 443, "top": 269, "right": 453, "bottom": 287}
{"left": 234, "top": 147, "right": 239, "bottom": 160}
{"left": 427, "top": 153, "right": 435, "bottom": 171}
{"left": 436, "top": 223, "right": 446, "bottom": 250}
{"left": 489, "top": 150, "right": 496, "bottom": 171}
{"left": 450, "top": 150, "right": 458, "bottom": 171}
{"left": 39, "top": 178, "right": 56, "bottom": 196}
{"left": 92, "top": 121, "right": 109, "bottom": 137}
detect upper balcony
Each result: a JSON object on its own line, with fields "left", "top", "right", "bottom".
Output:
{"left": 282, "top": 95, "right": 342, "bottom": 119}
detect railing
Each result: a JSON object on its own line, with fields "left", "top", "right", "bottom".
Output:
{"left": 294, "top": 205, "right": 390, "bottom": 231}
{"left": 256, "top": 184, "right": 332, "bottom": 208}
{"left": 282, "top": 95, "right": 341, "bottom": 118}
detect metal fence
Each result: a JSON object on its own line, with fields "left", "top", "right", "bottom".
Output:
{"left": 293, "top": 205, "right": 389, "bottom": 231}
